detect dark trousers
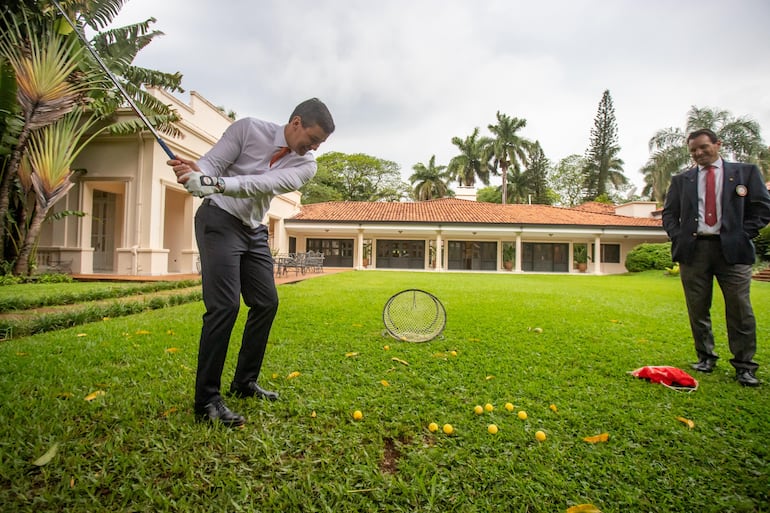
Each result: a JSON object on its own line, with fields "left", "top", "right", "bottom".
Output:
{"left": 194, "top": 201, "right": 278, "bottom": 407}
{"left": 679, "top": 239, "right": 757, "bottom": 372}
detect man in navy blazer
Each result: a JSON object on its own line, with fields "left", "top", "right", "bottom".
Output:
{"left": 663, "top": 128, "right": 770, "bottom": 386}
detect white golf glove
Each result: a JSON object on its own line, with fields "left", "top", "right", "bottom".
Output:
{"left": 184, "top": 172, "right": 224, "bottom": 197}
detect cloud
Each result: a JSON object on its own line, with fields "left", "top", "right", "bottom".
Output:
{"left": 115, "top": 0, "right": 770, "bottom": 193}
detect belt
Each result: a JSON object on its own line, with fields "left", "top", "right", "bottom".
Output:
{"left": 696, "top": 234, "right": 720, "bottom": 240}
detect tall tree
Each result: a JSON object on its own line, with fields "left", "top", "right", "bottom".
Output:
{"left": 447, "top": 127, "right": 493, "bottom": 187}
{"left": 303, "top": 152, "right": 409, "bottom": 203}
{"left": 549, "top": 154, "right": 586, "bottom": 207}
{"left": 0, "top": 9, "right": 94, "bottom": 263}
{"left": 409, "top": 155, "right": 451, "bottom": 201}
{"left": 14, "top": 110, "right": 102, "bottom": 274}
{"left": 476, "top": 186, "right": 501, "bottom": 203}
{"left": 641, "top": 145, "right": 686, "bottom": 205}
{"left": 525, "top": 141, "right": 551, "bottom": 204}
{"left": 0, "top": 0, "right": 183, "bottom": 274}
{"left": 583, "top": 90, "right": 627, "bottom": 200}
{"left": 645, "top": 106, "right": 766, "bottom": 202}
{"left": 487, "top": 111, "right": 532, "bottom": 204}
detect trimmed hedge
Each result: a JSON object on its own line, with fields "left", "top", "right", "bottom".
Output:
{"left": 625, "top": 242, "right": 674, "bottom": 272}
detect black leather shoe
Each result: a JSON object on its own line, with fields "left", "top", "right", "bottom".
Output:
{"left": 194, "top": 399, "right": 246, "bottom": 427}
{"left": 736, "top": 369, "right": 760, "bottom": 387}
{"left": 691, "top": 359, "right": 717, "bottom": 373}
{"left": 230, "top": 381, "right": 279, "bottom": 401}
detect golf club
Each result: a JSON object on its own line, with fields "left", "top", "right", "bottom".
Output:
{"left": 50, "top": 0, "right": 176, "bottom": 159}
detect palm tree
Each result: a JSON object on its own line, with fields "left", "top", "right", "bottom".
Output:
{"left": 448, "top": 127, "right": 493, "bottom": 187}
{"left": 487, "top": 111, "right": 532, "bottom": 204}
{"left": 0, "top": 10, "right": 94, "bottom": 261}
{"left": 644, "top": 106, "right": 766, "bottom": 200}
{"left": 0, "top": 0, "right": 184, "bottom": 273}
{"left": 641, "top": 144, "right": 688, "bottom": 205}
{"left": 14, "top": 110, "right": 102, "bottom": 275}
{"left": 53, "top": 0, "right": 184, "bottom": 138}
{"left": 409, "top": 155, "right": 451, "bottom": 201}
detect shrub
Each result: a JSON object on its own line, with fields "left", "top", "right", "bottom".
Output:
{"left": 625, "top": 242, "right": 673, "bottom": 272}
{"left": 34, "top": 272, "right": 74, "bottom": 284}
{"left": 0, "top": 274, "right": 21, "bottom": 286}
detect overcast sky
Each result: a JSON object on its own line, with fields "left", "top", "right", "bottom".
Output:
{"left": 113, "top": 0, "right": 770, "bottom": 195}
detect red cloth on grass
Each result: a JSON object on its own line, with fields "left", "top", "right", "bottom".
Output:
{"left": 631, "top": 366, "right": 698, "bottom": 389}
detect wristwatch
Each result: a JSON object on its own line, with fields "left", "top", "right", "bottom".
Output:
{"left": 200, "top": 175, "right": 225, "bottom": 193}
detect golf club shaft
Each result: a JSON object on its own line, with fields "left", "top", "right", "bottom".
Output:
{"left": 50, "top": 0, "right": 176, "bottom": 159}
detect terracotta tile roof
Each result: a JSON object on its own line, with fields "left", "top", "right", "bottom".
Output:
{"left": 571, "top": 201, "right": 617, "bottom": 214}
{"left": 290, "top": 198, "right": 663, "bottom": 228}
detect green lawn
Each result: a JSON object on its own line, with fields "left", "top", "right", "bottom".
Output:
{"left": 1, "top": 271, "right": 768, "bottom": 512}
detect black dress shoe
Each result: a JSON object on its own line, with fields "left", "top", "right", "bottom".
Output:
{"left": 691, "top": 359, "right": 717, "bottom": 373}
{"left": 230, "top": 381, "right": 279, "bottom": 401}
{"left": 194, "top": 399, "right": 246, "bottom": 427}
{"left": 736, "top": 369, "right": 760, "bottom": 387}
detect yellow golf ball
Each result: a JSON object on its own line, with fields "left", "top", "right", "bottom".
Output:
{"left": 535, "top": 430, "right": 546, "bottom": 441}
{"left": 484, "top": 403, "right": 494, "bottom": 412}
{"left": 353, "top": 410, "right": 363, "bottom": 420}
{"left": 428, "top": 422, "right": 439, "bottom": 433}
{"left": 442, "top": 423, "right": 454, "bottom": 435}
{"left": 505, "top": 402, "right": 514, "bottom": 412}
{"left": 450, "top": 350, "right": 458, "bottom": 356}
{"left": 517, "top": 410, "right": 528, "bottom": 420}
{"left": 474, "top": 405, "right": 484, "bottom": 415}
{"left": 488, "top": 424, "right": 499, "bottom": 435}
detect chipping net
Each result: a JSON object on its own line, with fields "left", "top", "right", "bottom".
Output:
{"left": 382, "top": 289, "right": 446, "bottom": 343}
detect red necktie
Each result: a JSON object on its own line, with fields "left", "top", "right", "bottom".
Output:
{"left": 270, "top": 146, "right": 290, "bottom": 167}
{"left": 704, "top": 165, "right": 717, "bottom": 226}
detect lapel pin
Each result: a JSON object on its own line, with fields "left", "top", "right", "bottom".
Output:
{"left": 735, "top": 185, "right": 747, "bottom": 197}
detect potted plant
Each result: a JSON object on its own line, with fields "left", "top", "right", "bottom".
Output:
{"left": 502, "top": 244, "right": 515, "bottom": 271}
{"left": 362, "top": 242, "right": 371, "bottom": 268}
{"left": 574, "top": 244, "right": 589, "bottom": 272}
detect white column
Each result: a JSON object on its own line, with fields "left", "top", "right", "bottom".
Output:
{"left": 356, "top": 230, "right": 364, "bottom": 270}
{"left": 515, "top": 234, "right": 522, "bottom": 272}
{"left": 593, "top": 236, "right": 602, "bottom": 274}
{"left": 435, "top": 233, "right": 443, "bottom": 271}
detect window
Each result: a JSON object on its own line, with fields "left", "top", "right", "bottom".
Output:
{"left": 592, "top": 243, "right": 620, "bottom": 263}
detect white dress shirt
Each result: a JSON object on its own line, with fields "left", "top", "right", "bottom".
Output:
{"left": 697, "top": 158, "right": 723, "bottom": 235}
{"left": 196, "top": 117, "right": 317, "bottom": 228}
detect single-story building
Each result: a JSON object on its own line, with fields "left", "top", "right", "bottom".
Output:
{"left": 283, "top": 197, "right": 667, "bottom": 274}
{"left": 35, "top": 90, "right": 667, "bottom": 276}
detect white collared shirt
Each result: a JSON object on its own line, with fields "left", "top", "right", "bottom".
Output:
{"left": 697, "top": 158, "right": 723, "bottom": 235}
{"left": 197, "top": 117, "right": 318, "bottom": 228}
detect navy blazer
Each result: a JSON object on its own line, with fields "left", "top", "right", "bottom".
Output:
{"left": 662, "top": 161, "right": 770, "bottom": 265}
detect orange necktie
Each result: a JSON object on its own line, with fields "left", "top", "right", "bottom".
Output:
{"left": 704, "top": 165, "right": 717, "bottom": 226}
{"left": 270, "top": 146, "right": 291, "bottom": 167}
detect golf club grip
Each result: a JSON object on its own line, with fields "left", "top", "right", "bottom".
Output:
{"left": 156, "top": 138, "right": 176, "bottom": 160}
{"left": 51, "top": 0, "right": 176, "bottom": 160}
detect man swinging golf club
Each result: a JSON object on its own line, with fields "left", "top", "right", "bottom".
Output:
{"left": 168, "top": 99, "right": 335, "bottom": 427}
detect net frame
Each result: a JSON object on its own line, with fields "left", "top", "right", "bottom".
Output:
{"left": 382, "top": 289, "right": 446, "bottom": 343}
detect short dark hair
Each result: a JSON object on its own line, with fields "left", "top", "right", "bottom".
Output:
{"left": 290, "top": 98, "right": 335, "bottom": 135}
{"left": 686, "top": 128, "right": 719, "bottom": 144}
